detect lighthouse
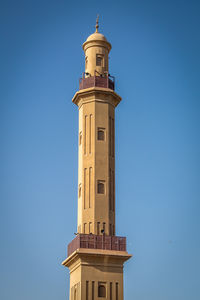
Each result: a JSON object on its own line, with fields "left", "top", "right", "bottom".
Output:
{"left": 62, "top": 18, "right": 132, "bottom": 300}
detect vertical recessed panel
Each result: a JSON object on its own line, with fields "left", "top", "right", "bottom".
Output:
{"left": 86, "top": 281, "right": 89, "bottom": 300}
{"left": 112, "top": 118, "right": 114, "bottom": 157}
{"left": 110, "top": 282, "right": 112, "bottom": 300}
{"left": 109, "top": 116, "right": 111, "bottom": 156}
{"left": 84, "top": 115, "right": 87, "bottom": 155}
{"left": 109, "top": 168, "right": 112, "bottom": 210}
{"left": 116, "top": 283, "right": 118, "bottom": 300}
{"left": 92, "top": 281, "right": 95, "bottom": 300}
{"left": 89, "top": 167, "right": 92, "bottom": 208}
{"left": 89, "top": 114, "right": 92, "bottom": 154}
{"left": 84, "top": 168, "right": 87, "bottom": 209}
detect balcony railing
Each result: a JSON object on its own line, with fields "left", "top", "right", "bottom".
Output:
{"left": 79, "top": 75, "right": 115, "bottom": 91}
{"left": 67, "top": 234, "right": 126, "bottom": 257}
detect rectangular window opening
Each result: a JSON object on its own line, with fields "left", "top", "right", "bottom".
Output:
{"left": 97, "top": 127, "right": 105, "bottom": 141}
{"left": 97, "top": 180, "right": 105, "bottom": 194}
{"left": 96, "top": 54, "right": 104, "bottom": 66}
{"left": 98, "top": 282, "right": 106, "bottom": 298}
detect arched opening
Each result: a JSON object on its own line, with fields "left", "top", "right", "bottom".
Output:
{"left": 98, "top": 181, "right": 105, "bottom": 194}
{"left": 96, "top": 54, "right": 104, "bottom": 67}
{"left": 98, "top": 285, "right": 106, "bottom": 297}
{"left": 97, "top": 128, "right": 105, "bottom": 141}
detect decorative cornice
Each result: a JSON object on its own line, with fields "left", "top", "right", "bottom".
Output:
{"left": 62, "top": 248, "right": 132, "bottom": 270}
{"left": 72, "top": 87, "right": 122, "bottom": 108}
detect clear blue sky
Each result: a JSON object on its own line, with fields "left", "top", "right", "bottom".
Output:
{"left": 1, "top": 0, "right": 200, "bottom": 299}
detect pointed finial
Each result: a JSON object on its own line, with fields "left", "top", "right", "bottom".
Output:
{"left": 95, "top": 15, "right": 99, "bottom": 33}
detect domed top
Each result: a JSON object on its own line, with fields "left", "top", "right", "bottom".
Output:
{"left": 83, "top": 16, "right": 111, "bottom": 52}
{"left": 86, "top": 32, "right": 108, "bottom": 43}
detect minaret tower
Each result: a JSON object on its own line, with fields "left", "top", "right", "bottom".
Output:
{"left": 62, "top": 18, "right": 131, "bottom": 300}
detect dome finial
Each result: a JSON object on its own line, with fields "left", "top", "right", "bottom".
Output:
{"left": 95, "top": 15, "right": 99, "bottom": 33}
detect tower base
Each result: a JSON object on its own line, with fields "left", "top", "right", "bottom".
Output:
{"left": 62, "top": 248, "right": 131, "bottom": 300}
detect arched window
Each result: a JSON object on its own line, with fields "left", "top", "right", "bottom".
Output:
{"left": 97, "top": 181, "right": 105, "bottom": 194}
{"left": 96, "top": 54, "right": 103, "bottom": 67}
{"left": 97, "top": 222, "right": 100, "bottom": 235}
{"left": 97, "top": 128, "right": 105, "bottom": 141}
{"left": 98, "top": 285, "right": 106, "bottom": 297}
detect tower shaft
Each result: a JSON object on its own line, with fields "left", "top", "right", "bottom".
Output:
{"left": 63, "top": 22, "right": 131, "bottom": 300}
{"left": 75, "top": 88, "right": 119, "bottom": 236}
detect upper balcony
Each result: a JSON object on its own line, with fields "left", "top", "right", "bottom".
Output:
{"left": 79, "top": 72, "right": 115, "bottom": 91}
{"left": 67, "top": 234, "right": 126, "bottom": 257}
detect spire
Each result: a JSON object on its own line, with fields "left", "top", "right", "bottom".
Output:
{"left": 95, "top": 15, "right": 99, "bottom": 32}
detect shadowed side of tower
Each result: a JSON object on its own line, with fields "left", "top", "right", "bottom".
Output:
{"left": 62, "top": 19, "right": 132, "bottom": 300}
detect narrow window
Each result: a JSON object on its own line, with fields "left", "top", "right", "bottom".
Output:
{"left": 97, "top": 128, "right": 105, "bottom": 141}
{"left": 110, "top": 283, "right": 112, "bottom": 300}
{"left": 74, "top": 288, "right": 77, "bottom": 300}
{"left": 97, "top": 222, "right": 100, "bottom": 235}
{"left": 96, "top": 55, "right": 103, "bottom": 66}
{"left": 92, "top": 281, "right": 95, "bottom": 300}
{"left": 84, "top": 223, "right": 87, "bottom": 234}
{"left": 103, "top": 222, "right": 106, "bottom": 233}
{"left": 116, "top": 283, "right": 118, "bottom": 300}
{"left": 98, "top": 181, "right": 105, "bottom": 194}
{"left": 98, "top": 283, "right": 106, "bottom": 297}
{"left": 86, "top": 281, "right": 89, "bottom": 300}
{"left": 79, "top": 131, "right": 82, "bottom": 145}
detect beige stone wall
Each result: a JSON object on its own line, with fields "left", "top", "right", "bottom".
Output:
{"left": 74, "top": 88, "right": 121, "bottom": 236}
{"left": 84, "top": 43, "right": 109, "bottom": 77}
{"left": 63, "top": 249, "right": 131, "bottom": 300}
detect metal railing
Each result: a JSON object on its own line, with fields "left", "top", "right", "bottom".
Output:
{"left": 67, "top": 234, "right": 126, "bottom": 257}
{"left": 79, "top": 73, "right": 115, "bottom": 91}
